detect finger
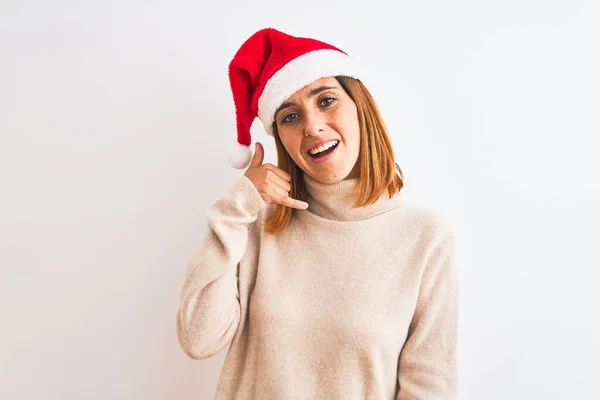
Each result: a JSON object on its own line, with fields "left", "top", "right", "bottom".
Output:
{"left": 269, "top": 171, "right": 292, "bottom": 193}
{"left": 268, "top": 185, "right": 309, "bottom": 210}
{"left": 263, "top": 163, "right": 292, "bottom": 182}
{"left": 249, "top": 142, "right": 264, "bottom": 168}
{"left": 282, "top": 195, "right": 310, "bottom": 210}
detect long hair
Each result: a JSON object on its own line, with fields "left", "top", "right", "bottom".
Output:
{"left": 264, "top": 75, "right": 404, "bottom": 235}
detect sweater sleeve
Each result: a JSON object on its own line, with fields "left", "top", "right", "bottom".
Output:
{"left": 396, "top": 233, "right": 459, "bottom": 400}
{"left": 175, "top": 174, "right": 268, "bottom": 360}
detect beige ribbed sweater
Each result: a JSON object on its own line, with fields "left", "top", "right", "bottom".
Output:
{"left": 176, "top": 172, "right": 458, "bottom": 399}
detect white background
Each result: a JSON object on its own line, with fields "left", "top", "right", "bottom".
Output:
{"left": 1, "top": 0, "right": 599, "bottom": 399}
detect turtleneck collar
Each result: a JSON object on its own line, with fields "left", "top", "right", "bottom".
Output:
{"left": 302, "top": 173, "right": 404, "bottom": 221}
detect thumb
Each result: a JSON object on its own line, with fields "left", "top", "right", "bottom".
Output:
{"left": 250, "top": 142, "right": 264, "bottom": 167}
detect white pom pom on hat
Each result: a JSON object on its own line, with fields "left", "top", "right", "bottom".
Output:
{"left": 226, "top": 27, "right": 361, "bottom": 169}
{"left": 227, "top": 141, "right": 253, "bottom": 170}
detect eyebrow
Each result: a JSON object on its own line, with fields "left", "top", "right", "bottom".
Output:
{"left": 274, "top": 86, "right": 340, "bottom": 118}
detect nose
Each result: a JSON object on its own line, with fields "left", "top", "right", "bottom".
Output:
{"left": 303, "top": 109, "right": 326, "bottom": 137}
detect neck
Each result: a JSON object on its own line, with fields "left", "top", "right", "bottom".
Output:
{"left": 302, "top": 173, "right": 403, "bottom": 221}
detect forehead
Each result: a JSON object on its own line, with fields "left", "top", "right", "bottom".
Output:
{"left": 286, "top": 76, "right": 341, "bottom": 101}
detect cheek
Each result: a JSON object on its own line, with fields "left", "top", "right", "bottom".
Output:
{"left": 348, "top": 132, "right": 361, "bottom": 158}
{"left": 341, "top": 111, "right": 360, "bottom": 146}
{"left": 280, "top": 135, "right": 304, "bottom": 160}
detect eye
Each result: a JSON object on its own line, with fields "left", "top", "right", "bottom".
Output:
{"left": 281, "top": 113, "right": 298, "bottom": 124}
{"left": 280, "top": 97, "right": 336, "bottom": 125}
{"left": 320, "top": 97, "right": 336, "bottom": 107}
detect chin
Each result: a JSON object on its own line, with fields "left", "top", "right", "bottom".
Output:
{"left": 319, "top": 167, "right": 355, "bottom": 183}
{"left": 299, "top": 154, "right": 355, "bottom": 182}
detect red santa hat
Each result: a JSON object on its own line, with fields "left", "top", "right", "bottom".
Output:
{"left": 227, "top": 27, "right": 361, "bottom": 169}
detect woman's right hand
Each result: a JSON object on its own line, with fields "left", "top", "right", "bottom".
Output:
{"left": 244, "top": 142, "right": 309, "bottom": 210}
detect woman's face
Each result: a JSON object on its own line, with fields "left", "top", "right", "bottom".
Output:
{"left": 274, "top": 77, "right": 361, "bottom": 184}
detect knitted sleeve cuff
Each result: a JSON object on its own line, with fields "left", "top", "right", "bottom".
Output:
{"left": 230, "top": 174, "right": 269, "bottom": 216}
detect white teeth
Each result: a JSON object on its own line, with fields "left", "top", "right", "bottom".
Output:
{"left": 309, "top": 140, "right": 339, "bottom": 155}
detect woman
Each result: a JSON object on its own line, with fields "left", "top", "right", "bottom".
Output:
{"left": 176, "top": 28, "right": 458, "bottom": 399}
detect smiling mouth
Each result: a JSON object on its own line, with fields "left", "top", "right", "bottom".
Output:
{"left": 308, "top": 140, "right": 340, "bottom": 159}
